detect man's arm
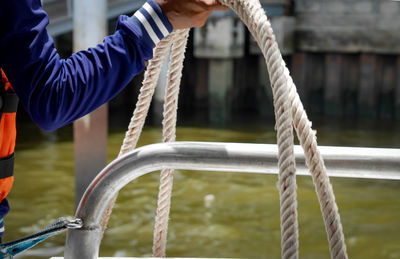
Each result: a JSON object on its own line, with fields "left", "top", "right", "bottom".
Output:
{"left": 0, "top": 0, "right": 174, "bottom": 131}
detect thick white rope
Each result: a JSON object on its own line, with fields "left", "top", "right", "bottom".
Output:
{"left": 152, "top": 29, "right": 190, "bottom": 257}
{"left": 100, "top": 32, "right": 176, "bottom": 233}
{"left": 217, "top": 0, "right": 348, "bottom": 258}
{"left": 290, "top": 86, "right": 347, "bottom": 259}
{"left": 240, "top": 3, "right": 300, "bottom": 258}
{"left": 101, "top": 1, "right": 348, "bottom": 258}
{"left": 118, "top": 34, "right": 176, "bottom": 156}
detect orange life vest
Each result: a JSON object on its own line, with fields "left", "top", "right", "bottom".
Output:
{"left": 0, "top": 68, "right": 18, "bottom": 202}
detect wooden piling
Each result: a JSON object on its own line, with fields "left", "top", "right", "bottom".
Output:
{"left": 208, "top": 59, "right": 233, "bottom": 125}
{"left": 291, "top": 53, "right": 308, "bottom": 105}
{"left": 324, "top": 54, "right": 343, "bottom": 117}
{"left": 341, "top": 55, "right": 359, "bottom": 118}
{"left": 193, "top": 59, "right": 209, "bottom": 120}
{"left": 257, "top": 55, "right": 274, "bottom": 117}
{"left": 307, "top": 53, "right": 324, "bottom": 115}
{"left": 291, "top": 53, "right": 324, "bottom": 115}
{"left": 377, "top": 55, "right": 396, "bottom": 120}
{"left": 396, "top": 57, "right": 400, "bottom": 120}
{"left": 358, "top": 54, "right": 378, "bottom": 119}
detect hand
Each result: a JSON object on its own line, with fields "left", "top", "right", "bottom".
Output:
{"left": 155, "top": 0, "right": 229, "bottom": 30}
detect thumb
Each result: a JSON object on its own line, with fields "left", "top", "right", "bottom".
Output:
{"left": 207, "top": 0, "right": 230, "bottom": 11}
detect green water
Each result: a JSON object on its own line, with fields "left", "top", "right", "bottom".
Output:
{"left": 5, "top": 118, "right": 400, "bottom": 258}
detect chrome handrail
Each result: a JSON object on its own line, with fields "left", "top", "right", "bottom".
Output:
{"left": 64, "top": 141, "right": 400, "bottom": 259}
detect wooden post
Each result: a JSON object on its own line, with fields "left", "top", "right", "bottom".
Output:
{"left": 194, "top": 59, "right": 209, "bottom": 120}
{"left": 342, "top": 55, "right": 359, "bottom": 118}
{"left": 324, "top": 54, "right": 343, "bottom": 116}
{"left": 209, "top": 59, "right": 233, "bottom": 125}
{"left": 395, "top": 56, "right": 400, "bottom": 120}
{"left": 291, "top": 53, "right": 308, "bottom": 104}
{"left": 358, "top": 54, "right": 377, "bottom": 118}
{"left": 377, "top": 56, "right": 395, "bottom": 120}
{"left": 231, "top": 55, "right": 261, "bottom": 118}
{"left": 291, "top": 52, "right": 324, "bottom": 115}
{"left": 73, "top": 0, "right": 108, "bottom": 207}
{"left": 307, "top": 53, "right": 324, "bottom": 115}
{"left": 257, "top": 55, "right": 274, "bottom": 117}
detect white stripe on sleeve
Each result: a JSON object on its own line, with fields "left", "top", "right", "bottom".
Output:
{"left": 143, "top": 3, "right": 170, "bottom": 37}
{"left": 134, "top": 11, "right": 160, "bottom": 45}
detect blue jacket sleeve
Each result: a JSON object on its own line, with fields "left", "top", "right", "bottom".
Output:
{"left": 0, "top": 0, "right": 173, "bottom": 131}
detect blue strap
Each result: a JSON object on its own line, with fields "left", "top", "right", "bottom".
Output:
{"left": 0, "top": 217, "right": 82, "bottom": 259}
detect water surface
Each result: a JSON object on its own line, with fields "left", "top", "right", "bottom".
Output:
{"left": 6, "top": 118, "right": 400, "bottom": 258}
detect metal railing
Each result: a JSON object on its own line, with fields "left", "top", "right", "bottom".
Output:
{"left": 64, "top": 141, "right": 400, "bottom": 259}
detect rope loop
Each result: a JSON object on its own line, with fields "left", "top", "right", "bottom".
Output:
{"left": 103, "top": 1, "right": 349, "bottom": 259}
{"left": 217, "top": 0, "right": 348, "bottom": 258}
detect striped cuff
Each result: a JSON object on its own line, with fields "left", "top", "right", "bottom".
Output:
{"left": 0, "top": 219, "right": 4, "bottom": 238}
{"left": 131, "top": 0, "right": 173, "bottom": 47}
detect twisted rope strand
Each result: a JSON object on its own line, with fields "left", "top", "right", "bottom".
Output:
{"left": 218, "top": 0, "right": 347, "bottom": 258}
{"left": 270, "top": 36, "right": 299, "bottom": 259}
{"left": 100, "top": 33, "right": 175, "bottom": 233}
{"left": 100, "top": 1, "right": 347, "bottom": 258}
{"left": 119, "top": 34, "right": 176, "bottom": 156}
{"left": 289, "top": 84, "right": 348, "bottom": 258}
{"left": 152, "top": 29, "right": 190, "bottom": 258}
{"left": 224, "top": 1, "right": 299, "bottom": 258}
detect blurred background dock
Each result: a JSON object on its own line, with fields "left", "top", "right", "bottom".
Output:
{"left": 7, "top": 1, "right": 400, "bottom": 258}
{"left": 36, "top": 0, "right": 400, "bottom": 125}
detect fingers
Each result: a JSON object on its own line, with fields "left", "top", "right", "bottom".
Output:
{"left": 158, "top": 0, "right": 230, "bottom": 30}
{"left": 204, "top": 0, "right": 230, "bottom": 11}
